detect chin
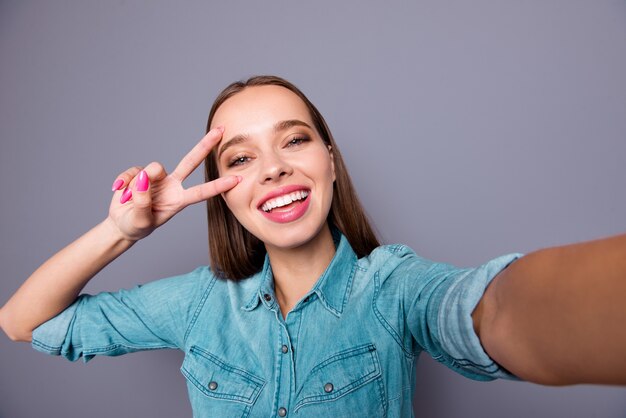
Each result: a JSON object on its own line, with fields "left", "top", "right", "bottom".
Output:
{"left": 257, "top": 219, "right": 329, "bottom": 251}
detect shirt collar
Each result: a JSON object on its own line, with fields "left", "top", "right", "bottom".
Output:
{"left": 241, "top": 230, "right": 358, "bottom": 317}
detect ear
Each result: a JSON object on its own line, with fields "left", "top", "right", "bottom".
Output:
{"left": 328, "top": 145, "right": 336, "bottom": 182}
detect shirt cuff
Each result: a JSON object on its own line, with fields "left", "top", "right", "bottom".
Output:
{"left": 31, "top": 296, "right": 82, "bottom": 358}
{"left": 437, "top": 253, "right": 522, "bottom": 381}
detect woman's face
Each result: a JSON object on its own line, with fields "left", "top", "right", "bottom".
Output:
{"left": 212, "top": 85, "right": 335, "bottom": 251}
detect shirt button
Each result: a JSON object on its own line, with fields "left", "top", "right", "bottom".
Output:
{"left": 263, "top": 293, "right": 272, "bottom": 302}
{"left": 324, "top": 382, "right": 334, "bottom": 393}
{"left": 281, "top": 344, "right": 289, "bottom": 354}
{"left": 278, "top": 407, "right": 287, "bottom": 417}
{"left": 208, "top": 381, "right": 218, "bottom": 391}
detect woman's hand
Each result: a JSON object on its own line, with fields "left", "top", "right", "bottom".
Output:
{"left": 474, "top": 234, "right": 626, "bottom": 385}
{"left": 0, "top": 127, "right": 240, "bottom": 342}
{"left": 108, "top": 127, "right": 240, "bottom": 241}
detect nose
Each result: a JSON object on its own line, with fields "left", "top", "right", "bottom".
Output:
{"left": 259, "top": 152, "right": 293, "bottom": 183}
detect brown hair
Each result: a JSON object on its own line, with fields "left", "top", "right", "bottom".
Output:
{"left": 204, "top": 75, "right": 379, "bottom": 280}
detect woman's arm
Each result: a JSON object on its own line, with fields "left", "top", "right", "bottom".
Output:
{"left": 473, "top": 233, "right": 626, "bottom": 385}
{"left": 0, "top": 127, "right": 239, "bottom": 343}
{"left": 0, "top": 219, "right": 134, "bottom": 342}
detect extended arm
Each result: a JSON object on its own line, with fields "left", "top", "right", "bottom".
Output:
{"left": 473, "top": 233, "right": 626, "bottom": 385}
{"left": 0, "top": 127, "right": 239, "bottom": 342}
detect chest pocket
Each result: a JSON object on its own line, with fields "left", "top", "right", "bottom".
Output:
{"left": 294, "top": 343, "right": 386, "bottom": 417}
{"left": 181, "top": 345, "right": 265, "bottom": 418}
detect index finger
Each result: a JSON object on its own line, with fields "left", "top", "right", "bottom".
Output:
{"left": 170, "top": 126, "right": 224, "bottom": 182}
{"left": 182, "top": 175, "right": 242, "bottom": 207}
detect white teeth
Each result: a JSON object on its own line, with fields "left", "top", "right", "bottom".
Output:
{"left": 262, "top": 190, "right": 309, "bottom": 212}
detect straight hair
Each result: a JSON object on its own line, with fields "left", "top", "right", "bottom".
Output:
{"left": 204, "top": 75, "right": 379, "bottom": 280}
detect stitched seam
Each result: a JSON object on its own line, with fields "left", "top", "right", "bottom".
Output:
{"left": 316, "top": 291, "right": 341, "bottom": 317}
{"left": 372, "top": 272, "right": 414, "bottom": 358}
{"left": 180, "top": 366, "right": 263, "bottom": 405}
{"left": 376, "top": 373, "right": 388, "bottom": 417}
{"left": 446, "top": 355, "right": 500, "bottom": 373}
{"left": 81, "top": 342, "right": 174, "bottom": 354}
{"left": 183, "top": 273, "right": 216, "bottom": 344}
{"left": 339, "top": 259, "right": 357, "bottom": 314}
{"left": 294, "top": 346, "right": 383, "bottom": 411}
{"left": 373, "top": 344, "right": 388, "bottom": 416}
{"left": 294, "top": 344, "right": 375, "bottom": 399}
{"left": 308, "top": 344, "right": 376, "bottom": 374}
{"left": 190, "top": 345, "right": 265, "bottom": 386}
{"left": 31, "top": 339, "right": 63, "bottom": 352}
{"left": 295, "top": 370, "right": 380, "bottom": 409}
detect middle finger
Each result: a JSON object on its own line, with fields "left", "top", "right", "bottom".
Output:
{"left": 170, "top": 126, "right": 224, "bottom": 182}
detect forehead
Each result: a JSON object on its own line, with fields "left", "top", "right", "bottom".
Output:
{"left": 212, "top": 85, "right": 312, "bottom": 133}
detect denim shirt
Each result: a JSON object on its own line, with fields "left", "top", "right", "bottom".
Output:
{"left": 32, "top": 233, "right": 520, "bottom": 417}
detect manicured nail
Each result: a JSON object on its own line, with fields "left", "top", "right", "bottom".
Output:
{"left": 120, "top": 188, "right": 132, "bottom": 204}
{"left": 136, "top": 170, "right": 149, "bottom": 192}
{"left": 111, "top": 178, "right": 124, "bottom": 191}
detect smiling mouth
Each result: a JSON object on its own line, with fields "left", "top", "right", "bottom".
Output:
{"left": 260, "top": 190, "right": 310, "bottom": 213}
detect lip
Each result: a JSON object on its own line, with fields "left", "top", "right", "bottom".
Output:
{"left": 260, "top": 193, "right": 311, "bottom": 224}
{"left": 257, "top": 184, "right": 311, "bottom": 209}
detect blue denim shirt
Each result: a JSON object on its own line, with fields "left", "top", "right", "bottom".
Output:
{"left": 33, "top": 233, "right": 520, "bottom": 417}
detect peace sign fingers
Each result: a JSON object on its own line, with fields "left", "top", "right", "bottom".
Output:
{"left": 183, "top": 175, "right": 242, "bottom": 207}
{"left": 171, "top": 127, "right": 224, "bottom": 182}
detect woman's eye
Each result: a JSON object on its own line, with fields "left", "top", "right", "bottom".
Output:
{"left": 228, "top": 155, "right": 251, "bottom": 167}
{"left": 287, "top": 136, "right": 309, "bottom": 147}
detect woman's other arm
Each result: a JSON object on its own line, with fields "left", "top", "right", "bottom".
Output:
{"left": 0, "top": 219, "right": 135, "bottom": 342}
{"left": 473, "top": 233, "right": 626, "bottom": 385}
{"left": 0, "top": 127, "right": 239, "bottom": 342}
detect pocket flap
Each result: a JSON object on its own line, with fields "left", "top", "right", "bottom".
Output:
{"left": 295, "top": 343, "right": 381, "bottom": 410}
{"left": 181, "top": 345, "right": 264, "bottom": 405}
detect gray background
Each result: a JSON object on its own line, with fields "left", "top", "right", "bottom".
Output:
{"left": 1, "top": 0, "right": 625, "bottom": 417}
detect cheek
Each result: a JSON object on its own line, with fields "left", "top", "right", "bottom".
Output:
{"left": 221, "top": 182, "right": 251, "bottom": 215}
{"left": 318, "top": 157, "right": 336, "bottom": 185}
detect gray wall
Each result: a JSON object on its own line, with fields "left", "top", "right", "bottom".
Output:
{"left": 1, "top": 1, "right": 625, "bottom": 417}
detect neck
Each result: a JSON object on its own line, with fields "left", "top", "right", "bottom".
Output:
{"left": 266, "top": 224, "right": 336, "bottom": 318}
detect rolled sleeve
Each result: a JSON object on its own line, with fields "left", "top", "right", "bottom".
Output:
{"left": 434, "top": 254, "right": 521, "bottom": 380}
{"left": 401, "top": 249, "right": 522, "bottom": 381}
{"left": 31, "top": 267, "right": 213, "bottom": 363}
{"left": 32, "top": 297, "right": 82, "bottom": 357}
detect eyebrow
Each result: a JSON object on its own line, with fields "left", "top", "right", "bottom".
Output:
{"left": 217, "top": 119, "right": 313, "bottom": 159}
{"left": 273, "top": 119, "right": 312, "bottom": 133}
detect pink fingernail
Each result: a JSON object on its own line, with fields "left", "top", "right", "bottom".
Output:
{"left": 111, "top": 178, "right": 124, "bottom": 191}
{"left": 120, "top": 188, "right": 132, "bottom": 204}
{"left": 136, "top": 170, "right": 149, "bottom": 192}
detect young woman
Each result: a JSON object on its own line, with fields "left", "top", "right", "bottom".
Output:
{"left": 1, "top": 76, "right": 625, "bottom": 417}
